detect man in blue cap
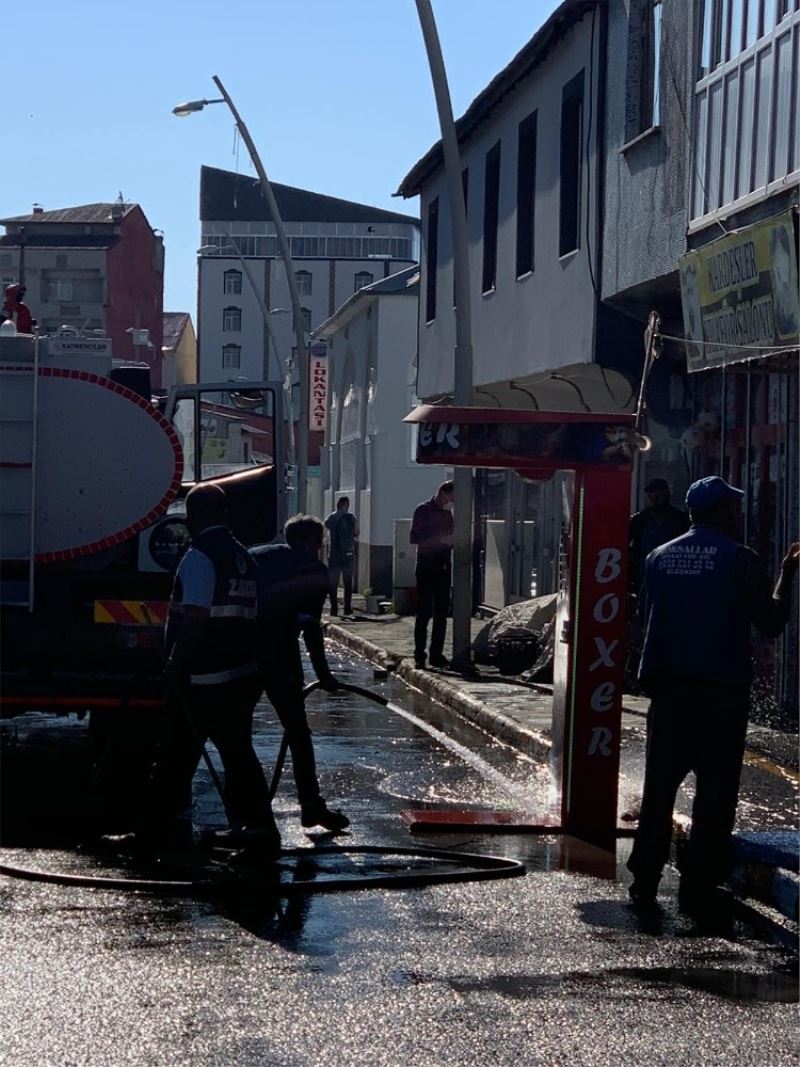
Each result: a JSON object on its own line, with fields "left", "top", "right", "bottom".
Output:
{"left": 628, "top": 475, "right": 798, "bottom": 910}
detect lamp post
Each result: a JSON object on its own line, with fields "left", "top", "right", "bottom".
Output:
{"left": 414, "top": 0, "right": 475, "bottom": 670}
{"left": 174, "top": 75, "right": 310, "bottom": 512}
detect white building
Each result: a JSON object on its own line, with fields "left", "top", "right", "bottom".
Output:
{"left": 395, "top": 0, "right": 633, "bottom": 608}
{"left": 313, "top": 267, "right": 442, "bottom": 597}
{"left": 197, "top": 166, "right": 419, "bottom": 387}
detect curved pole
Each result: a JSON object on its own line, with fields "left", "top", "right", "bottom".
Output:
{"left": 414, "top": 1, "right": 474, "bottom": 669}
{"left": 212, "top": 74, "right": 309, "bottom": 513}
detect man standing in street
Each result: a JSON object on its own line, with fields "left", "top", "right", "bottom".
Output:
{"left": 410, "top": 480, "right": 454, "bottom": 669}
{"left": 628, "top": 475, "right": 798, "bottom": 911}
{"left": 628, "top": 478, "right": 690, "bottom": 591}
{"left": 325, "top": 496, "right": 359, "bottom": 618}
{"left": 251, "top": 515, "right": 349, "bottom": 832}
{"left": 144, "top": 483, "right": 279, "bottom": 852}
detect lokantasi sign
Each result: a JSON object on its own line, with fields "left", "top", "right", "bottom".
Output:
{"left": 309, "top": 346, "right": 327, "bottom": 431}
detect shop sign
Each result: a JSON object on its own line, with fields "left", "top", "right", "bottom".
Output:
{"left": 679, "top": 210, "right": 799, "bottom": 372}
{"left": 309, "top": 352, "right": 327, "bottom": 431}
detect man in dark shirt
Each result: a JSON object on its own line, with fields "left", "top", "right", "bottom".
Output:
{"left": 324, "top": 496, "right": 359, "bottom": 618}
{"left": 628, "top": 478, "right": 690, "bottom": 591}
{"left": 628, "top": 476, "right": 798, "bottom": 910}
{"left": 409, "top": 480, "right": 454, "bottom": 669}
{"left": 251, "top": 514, "right": 349, "bottom": 832}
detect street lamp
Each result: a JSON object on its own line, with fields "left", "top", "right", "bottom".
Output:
{"left": 172, "top": 98, "right": 225, "bottom": 117}
{"left": 174, "top": 75, "right": 311, "bottom": 512}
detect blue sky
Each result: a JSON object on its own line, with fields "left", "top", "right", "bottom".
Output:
{"left": 6, "top": 1, "right": 556, "bottom": 316}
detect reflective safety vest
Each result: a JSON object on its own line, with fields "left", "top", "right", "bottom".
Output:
{"left": 638, "top": 525, "right": 747, "bottom": 685}
{"left": 167, "top": 527, "right": 259, "bottom": 686}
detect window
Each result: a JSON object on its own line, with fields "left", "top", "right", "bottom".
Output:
{"left": 301, "top": 307, "right": 312, "bottom": 333}
{"left": 699, "top": 0, "right": 792, "bottom": 72}
{"left": 559, "top": 70, "right": 584, "bottom": 257}
{"left": 0, "top": 254, "right": 11, "bottom": 267}
{"left": 640, "top": 0, "right": 663, "bottom": 127}
{"left": 41, "top": 276, "right": 103, "bottom": 303}
{"left": 56, "top": 254, "right": 68, "bottom": 268}
{"left": 453, "top": 168, "right": 469, "bottom": 306}
{"left": 222, "top": 306, "right": 241, "bottom": 332}
{"left": 516, "top": 111, "right": 537, "bottom": 277}
{"left": 482, "top": 142, "right": 501, "bottom": 293}
{"left": 295, "top": 270, "right": 313, "bottom": 296}
{"left": 222, "top": 344, "right": 241, "bottom": 369}
{"left": 354, "top": 271, "right": 373, "bottom": 292}
{"left": 223, "top": 270, "right": 242, "bottom": 295}
{"left": 425, "top": 196, "right": 439, "bottom": 322}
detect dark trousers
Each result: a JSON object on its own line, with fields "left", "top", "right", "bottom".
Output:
{"left": 414, "top": 558, "right": 451, "bottom": 662}
{"left": 328, "top": 557, "right": 354, "bottom": 615}
{"left": 627, "top": 679, "right": 749, "bottom": 888}
{"left": 260, "top": 645, "right": 320, "bottom": 809}
{"left": 149, "top": 675, "right": 276, "bottom": 834}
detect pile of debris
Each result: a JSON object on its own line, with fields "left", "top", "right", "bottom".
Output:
{"left": 472, "top": 593, "right": 558, "bottom": 680}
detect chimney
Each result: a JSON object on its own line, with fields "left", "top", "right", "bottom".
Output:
{"left": 32, "top": 204, "right": 44, "bottom": 214}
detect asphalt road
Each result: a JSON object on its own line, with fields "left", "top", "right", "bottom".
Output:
{"left": 0, "top": 649, "right": 797, "bottom": 1066}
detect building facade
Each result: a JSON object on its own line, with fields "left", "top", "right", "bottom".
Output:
{"left": 0, "top": 202, "right": 165, "bottom": 384}
{"left": 604, "top": 0, "right": 799, "bottom": 712}
{"left": 196, "top": 166, "right": 419, "bottom": 394}
{"left": 161, "top": 311, "right": 197, "bottom": 389}
{"left": 397, "top": 0, "right": 636, "bottom": 607}
{"left": 313, "top": 267, "right": 443, "bottom": 596}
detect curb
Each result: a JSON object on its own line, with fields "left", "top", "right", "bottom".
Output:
{"left": 325, "top": 620, "right": 798, "bottom": 945}
{"left": 325, "top": 622, "right": 551, "bottom": 764}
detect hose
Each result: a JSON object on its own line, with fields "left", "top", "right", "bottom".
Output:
{"left": 0, "top": 844, "right": 524, "bottom": 896}
{"left": 267, "top": 679, "right": 389, "bottom": 800}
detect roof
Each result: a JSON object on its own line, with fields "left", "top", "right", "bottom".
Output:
{"left": 312, "top": 265, "right": 419, "bottom": 340}
{"left": 395, "top": 0, "right": 599, "bottom": 197}
{"left": 162, "top": 312, "right": 192, "bottom": 350}
{"left": 201, "top": 166, "right": 419, "bottom": 226}
{"left": 0, "top": 203, "right": 138, "bottom": 225}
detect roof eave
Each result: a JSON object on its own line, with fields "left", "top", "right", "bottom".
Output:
{"left": 395, "top": 0, "right": 600, "bottom": 198}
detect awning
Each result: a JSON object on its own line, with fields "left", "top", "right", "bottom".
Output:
{"left": 469, "top": 362, "right": 636, "bottom": 413}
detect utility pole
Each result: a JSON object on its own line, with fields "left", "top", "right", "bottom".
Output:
{"left": 414, "top": 0, "right": 475, "bottom": 670}
{"left": 211, "top": 75, "right": 310, "bottom": 513}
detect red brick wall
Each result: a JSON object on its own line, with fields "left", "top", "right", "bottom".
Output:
{"left": 106, "top": 206, "right": 164, "bottom": 387}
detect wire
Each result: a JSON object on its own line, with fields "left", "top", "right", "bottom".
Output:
{"left": 660, "top": 332, "right": 800, "bottom": 352}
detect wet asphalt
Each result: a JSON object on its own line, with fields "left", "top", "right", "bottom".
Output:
{"left": 0, "top": 647, "right": 797, "bottom": 1066}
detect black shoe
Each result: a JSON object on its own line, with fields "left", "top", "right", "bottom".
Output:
{"left": 301, "top": 800, "right": 350, "bottom": 832}
{"left": 413, "top": 655, "right": 427, "bottom": 669}
{"left": 678, "top": 877, "right": 719, "bottom": 915}
{"left": 429, "top": 656, "right": 450, "bottom": 669}
{"left": 204, "top": 826, "right": 281, "bottom": 850}
{"left": 628, "top": 877, "right": 660, "bottom": 906}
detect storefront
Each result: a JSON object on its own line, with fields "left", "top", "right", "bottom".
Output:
{"left": 679, "top": 210, "right": 799, "bottom": 714}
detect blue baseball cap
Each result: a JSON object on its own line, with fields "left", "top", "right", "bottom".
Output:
{"left": 686, "top": 476, "right": 744, "bottom": 511}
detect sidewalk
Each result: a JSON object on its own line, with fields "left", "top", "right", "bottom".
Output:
{"left": 324, "top": 604, "right": 799, "bottom": 947}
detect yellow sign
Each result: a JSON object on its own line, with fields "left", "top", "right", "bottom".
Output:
{"left": 679, "top": 211, "right": 799, "bottom": 371}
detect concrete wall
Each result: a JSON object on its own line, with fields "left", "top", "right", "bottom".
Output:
{"left": 416, "top": 7, "right": 602, "bottom": 397}
{"left": 601, "top": 0, "right": 693, "bottom": 303}
{"left": 323, "top": 290, "right": 441, "bottom": 595}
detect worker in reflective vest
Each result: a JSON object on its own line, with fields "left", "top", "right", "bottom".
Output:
{"left": 147, "top": 482, "right": 279, "bottom": 850}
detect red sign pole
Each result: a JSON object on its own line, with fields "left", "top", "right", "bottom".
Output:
{"left": 550, "top": 466, "right": 630, "bottom": 846}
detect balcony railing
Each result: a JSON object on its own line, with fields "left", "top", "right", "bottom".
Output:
{"left": 691, "top": 7, "right": 799, "bottom": 229}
